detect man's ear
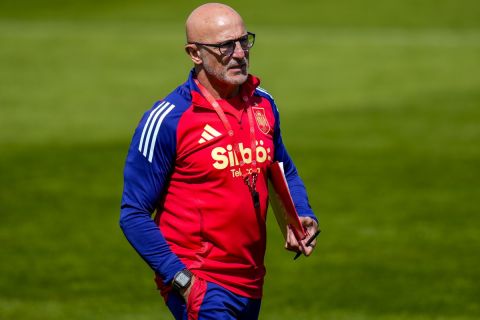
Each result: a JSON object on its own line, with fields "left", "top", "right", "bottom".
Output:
{"left": 185, "top": 45, "right": 202, "bottom": 65}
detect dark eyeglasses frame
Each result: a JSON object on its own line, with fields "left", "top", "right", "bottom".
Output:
{"left": 188, "top": 32, "right": 255, "bottom": 57}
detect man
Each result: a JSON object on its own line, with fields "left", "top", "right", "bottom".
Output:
{"left": 120, "top": 3, "right": 318, "bottom": 319}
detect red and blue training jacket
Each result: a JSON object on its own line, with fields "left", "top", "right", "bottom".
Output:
{"left": 120, "top": 69, "right": 316, "bottom": 299}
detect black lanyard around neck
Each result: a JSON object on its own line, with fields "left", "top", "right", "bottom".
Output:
{"left": 195, "top": 79, "right": 260, "bottom": 208}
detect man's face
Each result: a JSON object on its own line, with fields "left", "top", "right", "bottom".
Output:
{"left": 199, "top": 29, "right": 250, "bottom": 87}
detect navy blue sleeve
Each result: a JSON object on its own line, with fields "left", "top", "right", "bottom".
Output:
{"left": 120, "top": 100, "right": 186, "bottom": 284}
{"left": 260, "top": 90, "right": 317, "bottom": 222}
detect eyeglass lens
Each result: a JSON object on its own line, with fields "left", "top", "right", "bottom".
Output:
{"left": 221, "top": 34, "right": 255, "bottom": 56}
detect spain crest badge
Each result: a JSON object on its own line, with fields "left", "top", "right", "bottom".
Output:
{"left": 252, "top": 106, "right": 271, "bottom": 134}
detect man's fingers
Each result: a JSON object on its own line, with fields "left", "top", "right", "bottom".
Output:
{"left": 286, "top": 228, "right": 296, "bottom": 249}
{"left": 299, "top": 216, "right": 319, "bottom": 256}
{"left": 285, "top": 220, "right": 319, "bottom": 256}
{"left": 285, "top": 227, "right": 301, "bottom": 252}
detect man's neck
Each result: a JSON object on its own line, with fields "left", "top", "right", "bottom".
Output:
{"left": 196, "top": 71, "right": 240, "bottom": 100}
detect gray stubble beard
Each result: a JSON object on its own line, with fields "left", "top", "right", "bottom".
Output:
{"left": 201, "top": 52, "right": 249, "bottom": 87}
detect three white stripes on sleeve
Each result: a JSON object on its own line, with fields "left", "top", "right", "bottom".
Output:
{"left": 138, "top": 101, "right": 176, "bottom": 163}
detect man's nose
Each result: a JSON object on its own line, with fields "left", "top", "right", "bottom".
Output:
{"left": 231, "top": 41, "right": 246, "bottom": 58}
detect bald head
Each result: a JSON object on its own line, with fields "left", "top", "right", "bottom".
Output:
{"left": 186, "top": 3, "right": 246, "bottom": 44}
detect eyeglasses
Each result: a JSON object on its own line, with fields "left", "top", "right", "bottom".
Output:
{"left": 188, "top": 32, "right": 255, "bottom": 57}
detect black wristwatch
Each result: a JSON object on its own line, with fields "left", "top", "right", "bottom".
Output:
{"left": 172, "top": 269, "right": 193, "bottom": 292}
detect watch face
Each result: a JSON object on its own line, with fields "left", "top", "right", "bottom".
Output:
{"left": 176, "top": 273, "right": 190, "bottom": 287}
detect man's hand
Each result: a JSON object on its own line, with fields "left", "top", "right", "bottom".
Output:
{"left": 180, "top": 275, "right": 195, "bottom": 303}
{"left": 285, "top": 217, "right": 318, "bottom": 256}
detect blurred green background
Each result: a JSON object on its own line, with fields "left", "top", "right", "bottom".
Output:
{"left": 1, "top": 0, "right": 479, "bottom": 319}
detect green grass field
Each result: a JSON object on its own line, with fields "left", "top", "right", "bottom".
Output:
{"left": 1, "top": 1, "right": 479, "bottom": 319}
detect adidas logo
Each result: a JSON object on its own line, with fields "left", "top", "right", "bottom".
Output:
{"left": 198, "top": 124, "right": 222, "bottom": 144}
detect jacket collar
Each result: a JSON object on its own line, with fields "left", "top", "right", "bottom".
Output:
{"left": 186, "top": 68, "right": 261, "bottom": 110}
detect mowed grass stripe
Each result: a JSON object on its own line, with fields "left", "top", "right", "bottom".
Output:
{"left": 1, "top": 22, "right": 479, "bottom": 144}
